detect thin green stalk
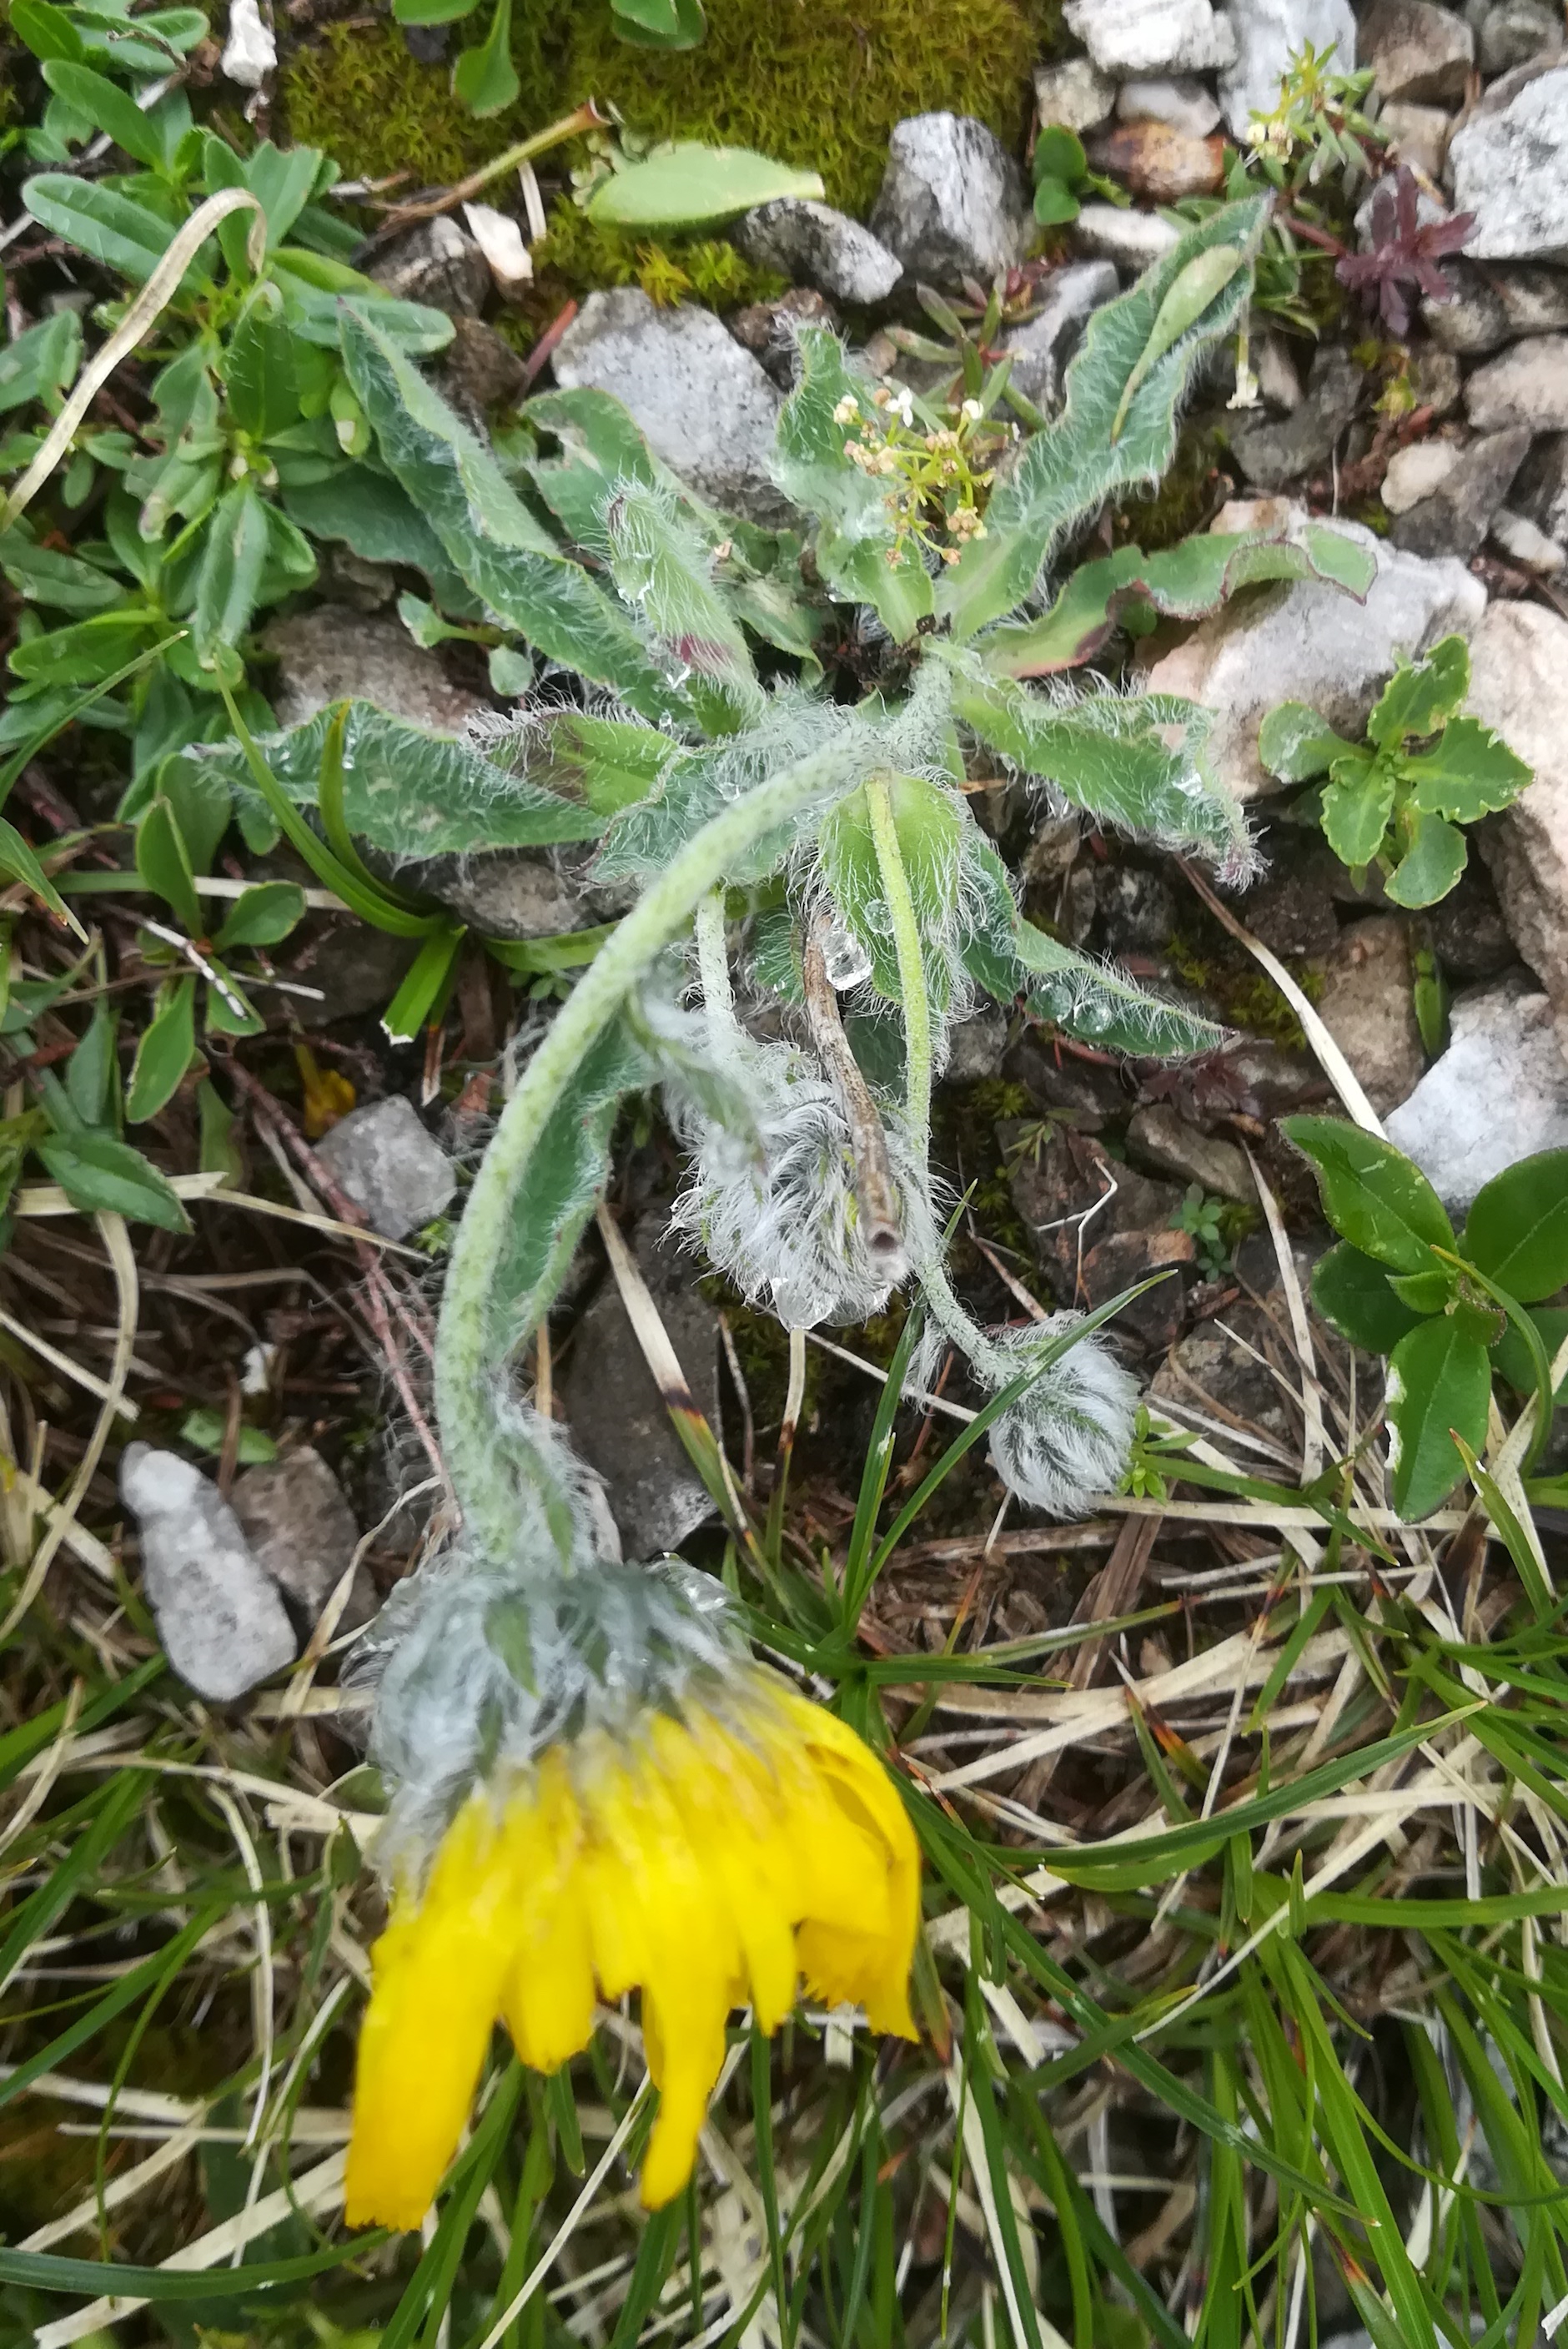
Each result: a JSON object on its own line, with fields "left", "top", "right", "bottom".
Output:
{"left": 435, "top": 742, "right": 861, "bottom": 1559}
{"left": 863, "top": 772, "right": 932, "bottom": 1150}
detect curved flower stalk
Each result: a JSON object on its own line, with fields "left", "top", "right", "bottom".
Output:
{"left": 344, "top": 739, "right": 922, "bottom": 2234}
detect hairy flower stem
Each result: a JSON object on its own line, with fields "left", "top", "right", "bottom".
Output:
{"left": 864, "top": 771, "right": 933, "bottom": 1153}
{"left": 435, "top": 742, "right": 862, "bottom": 1566}
{"left": 802, "top": 910, "right": 905, "bottom": 1271}
{"left": 694, "top": 889, "right": 739, "bottom": 1061}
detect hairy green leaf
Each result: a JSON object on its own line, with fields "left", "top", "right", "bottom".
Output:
{"left": 601, "top": 480, "right": 763, "bottom": 733}
{"left": 817, "top": 774, "right": 962, "bottom": 1005}
{"left": 775, "top": 331, "right": 933, "bottom": 643}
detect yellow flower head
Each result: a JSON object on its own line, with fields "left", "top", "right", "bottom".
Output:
{"left": 344, "top": 1556, "right": 918, "bottom": 2233}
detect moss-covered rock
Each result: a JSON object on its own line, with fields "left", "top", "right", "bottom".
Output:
{"left": 283, "top": 0, "right": 1060, "bottom": 219}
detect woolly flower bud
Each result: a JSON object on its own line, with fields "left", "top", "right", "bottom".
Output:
{"left": 669, "top": 1037, "right": 930, "bottom": 1329}
{"left": 916, "top": 1317, "right": 1138, "bottom": 1517}
{"left": 345, "top": 1534, "right": 918, "bottom": 2231}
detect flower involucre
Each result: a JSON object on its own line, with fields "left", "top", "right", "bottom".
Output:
{"left": 344, "top": 1657, "right": 918, "bottom": 2231}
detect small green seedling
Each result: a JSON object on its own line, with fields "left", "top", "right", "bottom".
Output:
{"left": 1286, "top": 1119, "right": 1568, "bottom": 1521}
{"left": 1259, "top": 634, "right": 1532, "bottom": 908}
{"left": 1030, "top": 125, "right": 1123, "bottom": 227}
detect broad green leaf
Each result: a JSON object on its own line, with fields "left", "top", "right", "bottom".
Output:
{"left": 42, "top": 61, "right": 170, "bottom": 170}
{"left": 66, "top": 999, "right": 117, "bottom": 1127}
{"left": 135, "top": 793, "right": 203, "bottom": 935}
{"left": 532, "top": 712, "right": 679, "bottom": 817}
{"left": 125, "top": 973, "right": 196, "bottom": 1122}
{"left": 1462, "top": 1149, "right": 1568, "bottom": 1303}
{"left": 1387, "top": 1264, "right": 1457, "bottom": 1314}
{"left": 8, "top": 0, "right": 87, "bottom": 63}
{"left": 959, "top": 834, "right": 1223, "bottom": 1059}
{"left": 1384, "top": 810, "right": 1466, "bottom": 908}
{"left": 952, "top": 668, "right": 1253, "bottom": 875}
{"left": 36, "top": 1129, "right": 193, "bottom": 1231}
{"left": 1400, "top": 714, "right": 1532, "bottom": 821}
{"left": 339, "top": 304, "right": 689, "bottom": 724}
{"left": 1281, "top": 1114, "right": 1454, "bottom": 1272}
{"left": 23, "top": 172, "right": 205, "bottom": 287}
{"left": 392, "top": 0, "right": 477, "bottom": 24}
{"left": 269, "top": 253, "right": 453, "bottom": 355}
{"left": 980, "top": 524, "right": 1376, "bottom": 678}
{"left": 191, "top": 480, "right": 269, "bottom": 666}
{"left": 612, "top": 0, "right": 704, "bottom": 43}
{"left": 280, "top": 465, "right": 483, "bottom": 617}
{"left": 1494, "top": 1306, "right": 1568, "bottom": 1401}
{"left": 1033, "top": 177, "right": 1080, "bottom": 225}
{"left": 9, "top": 608, "right": 164, "bottom": 687}
{"left": 194, "top": 700, "right": 604, "bottom": 860}
{"left": 601, "top": 480, "right": 762, "bottom": 733}
{"left": 222, "top": 287, "right": 299, "bottom": 440}
{"left": 0, "top": 310, "right": 82, "bottom": 415}
{"left": 452, "top": 0, "right": 519, "bottom": 115}
{"left": 1319, "top": 752, "right": 1394, "bottom": 868}
{"left": 0, "top": 528, "right": 122, "bottom": 616}
{"left": 1366, "top": 632, "right": 1469, "bottom": 747}
{"left": 817, "top": 774, "right": 962, "bottom": 1005}
{"left": 774, "top": 330, "right": 932, "bottom": 642}
{"left": 1257, "top": 698, "right": 1356, "bottom": 785}
{"left": 213, "top": 880, "right": 305, "bottom": 951}
{"left": 1311, "top": 1240, "right": 1425, "bottom": 1354}
{"left": 1386, "top": 1313, "right": 1492, "bottom": 1521}
{"left": 585, "top": 142, "right": 824, "bottom": 229}
{"left": 938, "top": 198, "right": 1267, "bottom": 638}
{"left": 224, "top": 135, "right": 319, "bottom": 249}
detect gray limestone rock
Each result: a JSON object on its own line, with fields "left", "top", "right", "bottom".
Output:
{"left": 1218, "top": 0, "right": 1357, "bottom": 137}
{"left": 1386, "top": 973, "right": 1568, "bottom": 1208}
{"left": 734, "top": 199, "right": 902, "bottom": 306}
{"left": 1126, "top": 1104, "right": 1256, "bottom": 1202}
{"left": 263, "top": 607, "right": 484, "bottom": 736}
{"left": 560, "top": 1223, "right": 721, "bottom": 1558}
{"left": 121, "top": 1446, "right": 296, "bottom": 1702}
{"left": 870, "top": 113, "right": 1030, "bottom": 289}
{"left": 1475, "top": 0, "right": 1563, "bottom": 77}
{"left": 551, "top": 289, "right": 792, "bottom": 527}
{"left": 1380, "top": 435, "right": 1461, "bottom": 512}
{"left": 1423, "top": 257, "right": 1568, "bottom": 352}
{"left": 230, "top": 1446, "right": 374, "bottom": 1627}
{"left": 1389, "top": 424, "right": 1530, "bottom": 555}
{"left": 1033, "top": 55, "right": 1118, "bottom": 132}
{"left": 1511, "top": 430, "right": 1568, "bottom": 536}
{"left": 1490, "top": 506, "right": 1567, "bottom": 571}
{"left": 1224, "top": 346, "right": 1363, "bottom": 490}
{"left": 1065, "top": 0, "right": 1237, "bottom": 76}
{"left": 1360, "top": 0, "right": 1475, "bottom": 100}
{"left": 1116, "top": 75, "right": 1223, "bottom": 135}
{"left": 1465, "top": 331, "right": 1568, "bottom": 428}
{"left": 1448, "top": 63, "right": 1568, "bottom": 259}
{"left": 1314, "top": 915, "right": 1425, "bottom": 1116}
{"left": 314, "top": 1096, "right": 455, "bottom": 1241}
{"left": 1069, "top": 202, "right": 1183, "bottom": 274}
{"left": 1470, "top": 602, "right": 1568, "bottom": 1043}
{"left": 1001, "top": 261, "right": 1119, "bottom": 409}
{"left": 1376, "top": 99, "right": 1453, "bottom": 179}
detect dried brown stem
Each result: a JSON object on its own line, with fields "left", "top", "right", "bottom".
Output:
{"left": 802, "top": 910, "right": 905, "bottom": 1269}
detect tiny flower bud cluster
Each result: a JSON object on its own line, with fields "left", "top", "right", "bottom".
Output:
{"left": 832, "top": 385, "right": 997, "bottom": 570}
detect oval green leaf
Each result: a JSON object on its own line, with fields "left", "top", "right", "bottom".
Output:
{"left": 1280, "top": 1115, "right": 1454, "bottom": 1273}
{"left": 1386, "top": 1313, "right": 1493, "bottom": 1522}
{"left": 1462, "top": 1148, "right": 1568, "bottom": 1303}
{"left": 585, "top": 143, "right": 825, "bottom": 229}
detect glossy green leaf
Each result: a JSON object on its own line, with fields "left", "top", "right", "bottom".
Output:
{"left": 36, "top": 1129, "right": 193, "bottom": 1231}
{"left": 382, "top": 923, "right": 465, "bottom": 1043}
{"left": 611, "top": 0, "right": 705, "bottom": 46}
{"left": 1384, "top": 810, "right": 1466, "bottom": 907}
{"left": 191, "top": 480, "right": 269, "bottom": 666}
{"left": 66, "top": 999, "right": 118, "bottom": 1127}
{"left": 1311, "top": 1241, "right": 1425, "bottom": 1354}
{"left": 23, "top": 172, "right": 204, "bottom": 286}
{"left": 8, "top": 0, "right": 87, "bottom": 63}
{"left": 1281, "top": 1114, "right": 1454, "bottom": 1272}
{"left": 339, "top": 304, "right": 687, "bottom": 723}
{"left": 1387, "top": 1263, "right": 1458, "bottom": 1314}
{"left": 134, "top": 793, "right": 204, "bottom": 937}
{"left": 1033, "top": 177, "right": 1080, "bottom": 225}
{"left": 126, "top": 973, "right": 197, "bottom": 1122}
{"left": 1386, "top": 1312, "right": 1492, "bottom": 1521}
{"left": 1400, "top": 714, "right": 1533, "bottom": 822}
{"left": 585, "top": 142, "right": 823, "bottom": 228}
{"left": 0, "top": 309, "right": 82, "bottom": 415}
{"left": 212, "top": 880, "right": 305, "bottom": 950}
{"left": 1319, "top": 752, "right": 1393, "bottom": 868}
{"left": 1462, "top": 1149, "right": 1568, "bottom": 1303}
{"left": 452, "top": 0, "right": 519, "bottom": 114}
{"left": 1493, "top": 1305, "right": 1568, "bottom": 1401}
{"left": 42, "top": 60, "right": 170, "bottom": 169}
{"left": 1366, "top": 632, "right": 1469, "bottom": 747}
